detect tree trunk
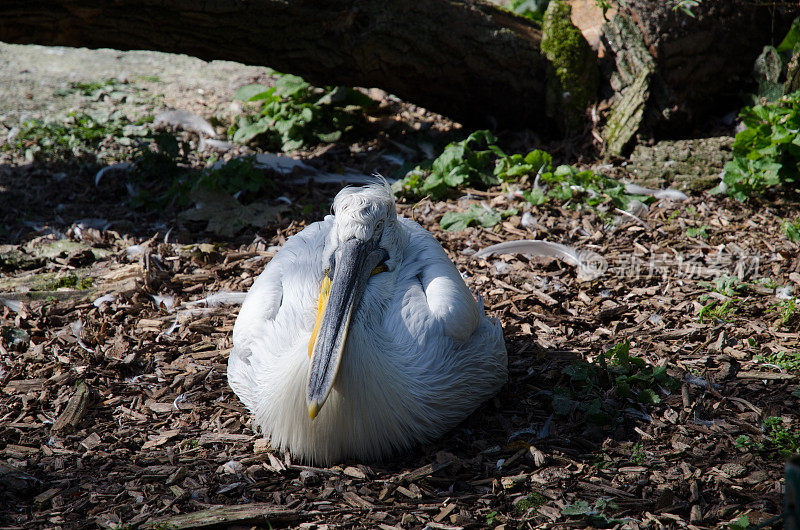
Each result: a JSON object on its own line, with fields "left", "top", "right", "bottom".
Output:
{"left": 600, "top": 0, "right": 799, "bottom": 153}
{"left": 0, "top": 0, "right": 547, "bottom": 129}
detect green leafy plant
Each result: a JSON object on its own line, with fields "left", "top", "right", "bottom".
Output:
{"left": 229, "top": 74, "right": 374, "bottom": 151}
{"left": 756, "top": 350, "right": 800, "bottom": 372}
{"left": 440, "top": 204, "right": 518, "bottom": 232}
{"left": 783, "top": 219, "right": 800, "bottom": 242}
{"left": 3, "top": 111, "right": 148, "bottom": 161}
{"left": 394, "top": 129, "right": 654, "bottom": 212}
{"left": 704, "top": 274, "right": 746, "bottom": 297}
{"left": 126, "top": 132, "right": 190, "bottom": 209}
{"left": 718, "top": 91, "right": 800, "bottom": 200}
{"left": 554, "top": 341, "right": 677, "bottom": 425}
{"left": 697, "top": 298, "right": 736, "bottom": 323}
{"left": 595, "top": 0, "right": 613, "bottom": 19}
{"left": 515, "top": 491, "right": 547, "bottom": 513}
{"left": 727, "top": 514, "right": 751, "bottom": 530}
{"left": 393, "top": 130, "right": 505, "bottom": 199}
{"left": 686, "top": 225, "right": 710, "bottom": 239}
{"left": 45, "top": 275, "right": 93, "bottom": 290}
{"left": 672, "top": 0, "right": 702, "bottom": 17}
{"left": 507, "top": 0, "right": 550, "bottom": 23}
{"left": 562, "top": 498, "right": 624, "bottom": 526}
{"left": 630, "top": 442, "right": 646, "bottom": 465}
{"left": 763, "top": 416, "right": 800, "bottom": 455}
{"left": 736, "top": 417, "right": 800, "bottom": 457}
{"left": 773, "top": 297, "right": 798, "bottom": 327}
{"left": 195, "top": 157, "right": 273, "bottom": 198}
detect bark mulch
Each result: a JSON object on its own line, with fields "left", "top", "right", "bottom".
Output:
{"left": 0, "top": 96, "right": 798, "bottom": 530}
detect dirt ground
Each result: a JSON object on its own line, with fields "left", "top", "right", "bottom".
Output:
{"left": 1, "top": 45, "right": 799, "bottom": 530}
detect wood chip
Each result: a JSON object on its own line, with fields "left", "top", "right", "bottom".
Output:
{"left": 197, "top": 433, "right": 253, "bottom": 445}
{"left": 52, "top": 381, "right": 90, "bottom": 432}
{"left": 343, "top": 490, "right": 375, "bottom": 509}
{"left": 147, "top": 504, "right": 299, "bottom": 528}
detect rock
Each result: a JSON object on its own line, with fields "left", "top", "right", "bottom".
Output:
{"left": 626, "top": 136, "right": 734, "bottom": 191}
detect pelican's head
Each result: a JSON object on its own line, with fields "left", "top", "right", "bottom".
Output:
{"left": 306, "top": 182, "right": 407, "bottom": 420}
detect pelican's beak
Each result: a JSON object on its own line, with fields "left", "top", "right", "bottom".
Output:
{"left": 307, "top": 238, "right": 387, "bottom": 420}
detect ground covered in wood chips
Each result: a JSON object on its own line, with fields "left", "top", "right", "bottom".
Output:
{"left": 1, "top": 46, "right": 799, "bottom": 530}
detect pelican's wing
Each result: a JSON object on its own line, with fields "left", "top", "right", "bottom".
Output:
{"left": 229, "top": 219, "right": 332, "bottom": 407}
{"left": 232, "top": 218, "right": 332, "bottom": 346}
{"left": 399, "top": 219, "right": 481, "bottom": 343}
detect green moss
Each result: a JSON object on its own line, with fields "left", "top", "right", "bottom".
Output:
{"left": 515, "top": 491, "right": 547, "bottom": 512}
{"left": 45, "top": 275, "right": 93, "bottom": 290}
{"left": 540, "top": 0, "right": 599, "bottom": 131}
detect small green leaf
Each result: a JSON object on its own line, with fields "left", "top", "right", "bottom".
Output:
{"left": 233, "top": 84, "right": 274, "bottom": 101}
{"left": 316, "top": 131, "right": 341, "bottom": 143}
{"left": 522, "top": 188, "right": 547, "bottom": 205}
{"left": 552, "top": 386, "right": 572, "bottom": 415}
{"left": 273, "top": 74, "right": 310, "bottom": 98}
{"left": 562, "top": 500, "right": 591, "bottom": 516}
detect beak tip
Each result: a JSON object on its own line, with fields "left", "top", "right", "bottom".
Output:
{"left": 308, "top": 401, "right": 319, "bottom": 420}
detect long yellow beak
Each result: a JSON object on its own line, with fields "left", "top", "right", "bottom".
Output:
{"left": 306, "top": 239, "right": 387, "bottom": 421}
{"left": 308, "top": 274, "right": 332, "bottom": 360}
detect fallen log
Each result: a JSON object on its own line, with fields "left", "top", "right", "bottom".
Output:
{"left": 0, "top": 0, "right": 797, "bottom": 146}
{"left": 0, "top": 0, "right": 547, "bottom": 129}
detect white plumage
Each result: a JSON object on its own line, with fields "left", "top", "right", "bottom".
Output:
{"left": 227, "top": 182, "right": 507, "bottom": 464}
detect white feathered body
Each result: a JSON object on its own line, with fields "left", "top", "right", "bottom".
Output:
{"left": 228, "top": 214, "right": 507, "bottom": 464}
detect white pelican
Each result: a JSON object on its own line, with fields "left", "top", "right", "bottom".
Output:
{"left": 227, "top": 182, "right": 507, "bottom": 464}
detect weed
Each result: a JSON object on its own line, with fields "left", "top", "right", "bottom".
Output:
{"left": 630, "top": 442, "right": 645, "bottom": 465}
{"left": 697, "top": 298, "right": 736, "bottom": 323}
{"left": 727, "top": 514, "right": 750, "bottom": 530}
{"left": 764, "top": 416, "right": 800, "bottom": 455}
{"left": 562, "top": 498, "right": 624, "bottom": 526}
{"left": 686, "top": 225, "right": 710, "bottom": 238}
{"left": 440, "top": 204, "right": 518, "bottom": 232}
{"left": 755, "top": 277, "right": 780, "bottom": 289}
{"left": 717, "top": 91, "right": 800, "bottom": 200}
{"left": 195, "top": 157, "right": 273, "bottom": 199}
{"left": 393, "top": 130, "right": 506, "bottom": 199}
{"left": 774, "top": 297, "right": 797, "bottom": 326}
{"left": 485, "top": 510, "right": 499, "bottom": 526}
{"left": 736, "top": 416, "right": 800, "bottom": 457}
{"left": 71, "top": 78, "right": 119, "bottom": 96}
{"left": 394, "top": 129, "right": 654, "bottom": 215}
{"left": 229, "top": 74, "right": 374, "bottom": 152}
{"left": 126, "top": 133, "right": 190, "bottom": 209}
{"left": 507, "top": 0, "right": 550, "bottom": 23}
{"left": 783, "top": 219, "right": 800, "bottom": 242}
{"left": 554, "top": 341, "right": 677, "bottom": 425}
{"left": 3, "top": 111, "right": 147, "bottom": 161}
{"left": 756, "top": 350, "right": 800, "bottom": 372}
{"left": 704, "top": 274, "right": 746, "bottom": 297}
{"left": 672, "top": 0, "right": 702, "bottom": 17}
{"left": 595, "top": 0, "right": 613, "bottom": 19}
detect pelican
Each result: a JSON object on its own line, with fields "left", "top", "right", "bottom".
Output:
{"left": 227, "top": 182, "right": 507, "bottom": 464}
